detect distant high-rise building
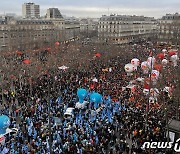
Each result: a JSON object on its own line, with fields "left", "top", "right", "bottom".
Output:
{"left": 22, "top": 2, "right": 40, "bottom": 19}
{"left": 46, "top": 8, "right": 63, "bottom": 19}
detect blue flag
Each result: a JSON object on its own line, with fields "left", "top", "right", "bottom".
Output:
{"left": 95, "top": 135, "right": 99, "bottom": 144}
{"left": 50, "top": 98, "right": 53, "bottom": 105}
{"left": 56, "top": 96, "right": 61, "bottom": 104}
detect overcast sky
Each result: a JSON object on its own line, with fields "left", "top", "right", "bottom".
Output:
{"left": 0, "top": 0, "right": 180, "bottom": 18}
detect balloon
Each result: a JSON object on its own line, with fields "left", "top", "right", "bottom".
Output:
{"left": 77, "top": 89, "right": 87, "bottom": 103}
{"left": 147, "top": 57, "right": 156, "bottom": 68}
{"left": 162, "top": 49, "right": 167, "bottom": 53}
{"left": 168, "top": 50, "right": 177, "bottom": 57}
{"left": 141, "top": 61, "right": 149, "bottom": 74}
{"left": 170, "top": 54, "right": 178, "bottom": 61}
{"left": 0, "top": 115, "right": 10, "bottom": 135}
{"left": 157, "top": 53, "right": 164, "bottom": 60}
{"left": 58, "top": 65, "right": 69, "bottom": 70}
{"left": 170, "top": 55, "right": 178, "bottom": 67}
{"left": 162, "top": 59, "right": 168, "bottom": 65}
{"left": 124, "top": 63, "right": 134, "bottom": 75}
{"left": 141, "top": 61, "right": 148, "bottom": 69}
{"left": 131, "top": 58, "right": 140, "bottom": 66}
{"left": 151, "top": 70, "right": 160, "bottom": 81}
{"left": 90, "top": 93, "right": 102, "bottom": 103}
{"left": 90, "top": 93, "right": 102, "bottom": 109}
{"left": 131, "top": 58, "right": 140, "bottom": 70}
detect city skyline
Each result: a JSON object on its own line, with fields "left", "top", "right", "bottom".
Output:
{"left": 0, "top": 0, "right": 180, "bottom": 18}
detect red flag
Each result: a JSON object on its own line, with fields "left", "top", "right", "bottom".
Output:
{"left": 144, "top": 78, "right": 150, "bottom": 89}
{"left": 168, "top": 50, "right": 177, "bottom": 56}
{"left": 97, "top": 83, "right": 101, "bottom": 89}
{"left": 144, "top": 84, "right": 149, "bottom": 89}
{"left": 47, "top": 48, "right": 51, "bottom": 52}
{"left": 94, "top": 53, "right": 101, "bottom": 57}
{"left": 16, "top": 50, "right": 22, "bottom": 56}
{"left": 0, "top": 135, "right": 5, "bottom": 143}
{"left": 149, "top": 51, "right": 153, "bottom": 56}
{"left": 28, "top": 77, "right": 32, "bottom": 83}
{"left": 37, "top": 66, "right": 41, "bottom": 71}
{"left": 10, "top": 75, "right": 15, "bottom": 79}
{"left": 90, "top": 83, "right": 94, "bottom": 89}
{"left": 44, "top": 70, "right": 49, "bottom": 75}
{"left": 55, "top": 41, "right": 60, "bottom": 46}
{"left": 23, "top": 59, "right": 31, "bottom": 64}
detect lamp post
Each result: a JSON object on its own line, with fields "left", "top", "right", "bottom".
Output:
{"left": 161, "top": 65, "right": 170, "bottom": 144}
{"left": 145, "top": 53, "right": 153, "bottom": 132}
{"left": 0, "top": 72, "right": 5, "bottom": 105}
{"left": 48, "top": 80, "right": 52, "bottom": 154}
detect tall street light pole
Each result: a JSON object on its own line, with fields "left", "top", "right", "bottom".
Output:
{"left": 48, "top": 80, "right": 52, "bottom": 154}
{"left": 145, "top": 53, "right": 153, "bottom": 132}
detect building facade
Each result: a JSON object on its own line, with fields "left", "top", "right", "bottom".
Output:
{"left": 80, "top": 18, "right": 98, "bottom": 32}
{"left": 158, "top": 13, "right": 180, "bottom": 46}
{"left": 80, "top": 18, "right": 98, "bottom": 38}
{"left": 0, "top": 16, "right": 66, "bottom": 52}
{"left": 22, "top": 3, "right": 40, "bottom": 19}
{"left": 0, "top": 16, "right": 81, "bottom": 52}
{"left": 98, "top": 14, "right": 157, "bottom": 44}
{"left": 64, "top": 21, "right": 80, "bottom": 42}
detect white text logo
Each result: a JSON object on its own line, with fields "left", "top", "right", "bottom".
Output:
{"left": 142, "top": 138, "right": 180, "bottom": 152}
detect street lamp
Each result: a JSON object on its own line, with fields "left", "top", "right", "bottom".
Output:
{"left": 0, "top": 71, "right": 5, "bottom": 105}
{"left": 145, "top": 54, "right": 153, "bottom": 132}
{"left": 47, "top": 80, "right": 52, "bottom": 154}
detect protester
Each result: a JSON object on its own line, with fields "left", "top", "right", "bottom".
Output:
{"left": 0, "top": 40, "right": 179, "bottom": 154}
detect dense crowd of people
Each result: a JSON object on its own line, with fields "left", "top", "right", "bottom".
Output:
{"left": 0, "top": 41, "right": 179, "bottom": 154}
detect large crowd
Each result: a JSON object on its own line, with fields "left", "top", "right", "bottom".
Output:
{"left": 0, "top": 41, "right": 179, "bottom": 154}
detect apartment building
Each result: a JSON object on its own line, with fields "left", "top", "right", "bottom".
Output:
{"left": 98, "top": 14, "right": 157, "bottom": 44}
{"left": 158, "top": 13, "right": 180, "bottom": 46}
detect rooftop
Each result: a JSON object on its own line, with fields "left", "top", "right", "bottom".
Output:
{"left": 161, "top": 13, "right": 180, "bottom": 20}
{"left": 100, "top": 14, "right": 155, "bottom": 21}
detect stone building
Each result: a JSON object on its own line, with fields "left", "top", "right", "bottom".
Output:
{"left": 0, "top": 7, "right": 81, "bottom": 52}
{"left": 80, "top": 18, "right": 98, "bottom": 33}
{"left": 79, "top": 18, "right": 98, "bottom": 39}
{"left": 158, "top": 13, "right": 180, "bottom": 46}
{"left": 98, "top": 14, "right": 157, "bottom": 44}
{"left": 64, "top": 21, "right": 80, "bottom": 42}
{"left": 0, "top": 16, "right": 65, "bottom": 52}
